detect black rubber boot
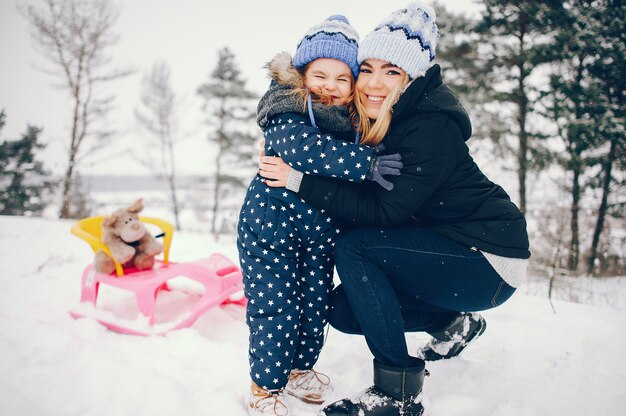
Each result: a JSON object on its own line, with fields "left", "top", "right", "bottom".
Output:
{"left": 418, "top": 312, "right": 487, "bottom": 361}
{"left": 320, "top": 360, "right": 426, "bottom": 416}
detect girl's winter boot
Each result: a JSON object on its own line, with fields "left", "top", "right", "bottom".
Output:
{"left": 249, "top": 382, "right": 290, "bottom": 416}
{"left": 286, "top": 368, "right": 332, "bottom": 404}
{"left": 417, "top": 312, "right": 486, "bottom": 361}
{"left": 320, "top": 360, "right": 426, "bottom": 416}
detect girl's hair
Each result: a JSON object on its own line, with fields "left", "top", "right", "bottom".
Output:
{"left": 355, "top": 72, "right": 410, "bottom": 146}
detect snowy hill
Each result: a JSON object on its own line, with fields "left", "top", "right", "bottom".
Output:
{"left": 0, "top": 215, "right": 624, "bottom": 415}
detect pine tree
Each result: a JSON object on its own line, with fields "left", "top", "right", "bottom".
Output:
{"left": 435, "top": 3, "right": 508, "bottom": 146}
{"left": 540, "top": 3, "right": 603, "bottom": 272}
{"left": 581, "top": 0, "right": 625, "bottom": 275}
{"left": 0, "top": 111, "right": 57, "bottom": 216}
{"left": 197, "top": 47, "right": 258, "bottom": 234}
{"left": 539, "top": 0, "right": 624, "bottom": 274}
{"left": 473, "top": 0, "right": 566, "bottom": 213}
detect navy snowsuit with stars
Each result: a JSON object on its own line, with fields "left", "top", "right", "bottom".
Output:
{"left": 237, "top": 108, "right": 376, "bottom": 391}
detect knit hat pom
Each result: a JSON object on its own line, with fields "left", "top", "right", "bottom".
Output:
{"left": 327, "top": 14, "right": 350, "bottom": 25}
{"left": 293, "top": 14, "right": 360, "bottom": 78}
{"left": 410, "top": 1, "right": 436, "bottom": 22}
{"left": 358, "top": 1, "right": 440, "bottom": 79}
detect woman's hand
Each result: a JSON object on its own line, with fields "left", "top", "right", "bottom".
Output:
{"left": 259, "top": 156, "right": 292, "bottom": 188}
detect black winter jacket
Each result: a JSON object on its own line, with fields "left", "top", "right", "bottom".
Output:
{"left": 296, "top": 65, "right": 530, "bottom": 259}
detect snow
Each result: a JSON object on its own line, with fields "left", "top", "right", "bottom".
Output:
{"left": 1, "top": 215, "right": 625, "bottom": 415}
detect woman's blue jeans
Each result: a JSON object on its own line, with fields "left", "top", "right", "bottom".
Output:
{"left": 330, "top": 226, "right": 515, "bottom": 368}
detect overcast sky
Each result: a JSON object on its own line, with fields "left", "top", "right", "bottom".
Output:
{"left": 0, "top": 0, "right": 482, "bottom": 175}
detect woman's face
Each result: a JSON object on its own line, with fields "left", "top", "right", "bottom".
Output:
{"left": 356, "top": 59, "right": 406, "bottom": 120}
{"left": 304, "top": 58, "right": 353, "bottom": 106}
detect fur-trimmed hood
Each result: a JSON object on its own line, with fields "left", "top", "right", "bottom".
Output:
{"left": 266, "top": 51, "right": 305, "bottom": 91}
{"left": 256, "top": 53, "right": 355, "bottom": 139}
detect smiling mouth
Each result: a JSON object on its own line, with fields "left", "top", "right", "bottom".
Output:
{"left": 366, "top": 95, "right": 385, "bottom": 103}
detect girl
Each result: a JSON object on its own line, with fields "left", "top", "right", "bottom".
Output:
{"left": 259, "top": 3, "right": 530, "bottom": 416}
{"left": 237, "top": 15, "right": 402, "bottom": 416}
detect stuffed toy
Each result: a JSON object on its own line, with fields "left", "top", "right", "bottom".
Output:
{"left": 94, "top": 198, "right": 164, "bottom": 274}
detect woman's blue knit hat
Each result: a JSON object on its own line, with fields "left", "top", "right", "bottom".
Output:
{"left": 358, "top": 2, "right": 440, "bottom": 79}
{"left": 292, "top": 15, "right": 360, "bottom": 78}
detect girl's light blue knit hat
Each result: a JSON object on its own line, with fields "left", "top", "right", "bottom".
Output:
{"left": 358, "top": 2, "right": 440, "bottom": 79}
{"left": 292, "top": 15, "right": 360, "bottom": 78}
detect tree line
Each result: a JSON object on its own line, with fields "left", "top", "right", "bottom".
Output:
{"left": 1, "top": 0, "right": 623, "bottom": 276}
{"left": 436, "top": 0, "right": 624, "bottom": 276}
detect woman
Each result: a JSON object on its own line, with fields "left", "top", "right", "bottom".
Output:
{"left": 259, "top": 3, "right": 530, "bottom": 416}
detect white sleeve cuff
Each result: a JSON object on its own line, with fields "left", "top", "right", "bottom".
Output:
{"left": 286, "top": 169, "right": 304, "bottom": 193}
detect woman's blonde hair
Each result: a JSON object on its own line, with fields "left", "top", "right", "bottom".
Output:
{"left": 355, "top": 72, "right": 410, "bottom": 146}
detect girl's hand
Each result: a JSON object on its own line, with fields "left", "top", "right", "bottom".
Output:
{"left": 259, "top": 156, "right": 292, "bottom": 188}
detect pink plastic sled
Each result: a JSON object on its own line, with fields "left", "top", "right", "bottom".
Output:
{"left": 69, "top": 216, "right": 246, "bottom": 336}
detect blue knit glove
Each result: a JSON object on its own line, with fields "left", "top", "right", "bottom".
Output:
{"left": 367, "top": 153, "right": 403, "bottom": 191}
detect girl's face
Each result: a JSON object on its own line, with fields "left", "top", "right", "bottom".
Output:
{"left": 356, "top": 59, "right": 407, "bottom": 120}
{"left": 304, "top": 58, "right": 353, "bottom": 106}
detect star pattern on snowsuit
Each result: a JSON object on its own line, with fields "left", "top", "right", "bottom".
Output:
{"left": 237, "top": 112, "right": 375, "bottom": 390}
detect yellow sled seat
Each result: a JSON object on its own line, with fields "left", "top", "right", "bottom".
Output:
{"left": 71, "top": 216, "right": 174, "bottom": 277}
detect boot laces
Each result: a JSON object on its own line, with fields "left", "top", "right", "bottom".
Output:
{"left": 251, "top": 386, "right": 288, "bottom": 416}
{"left": 290, "top": 369, "right": 330, "bottom": 392}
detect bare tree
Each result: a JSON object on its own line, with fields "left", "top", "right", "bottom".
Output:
{"left": 21, "top": 0, "right": 132, "bottom": 218}
{"left": 135, "top": 61, "right": 181, "bottom": 230}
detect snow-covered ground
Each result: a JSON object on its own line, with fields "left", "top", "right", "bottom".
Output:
{"left": 0, "top": 215, "right": 625, "bottom": 415}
